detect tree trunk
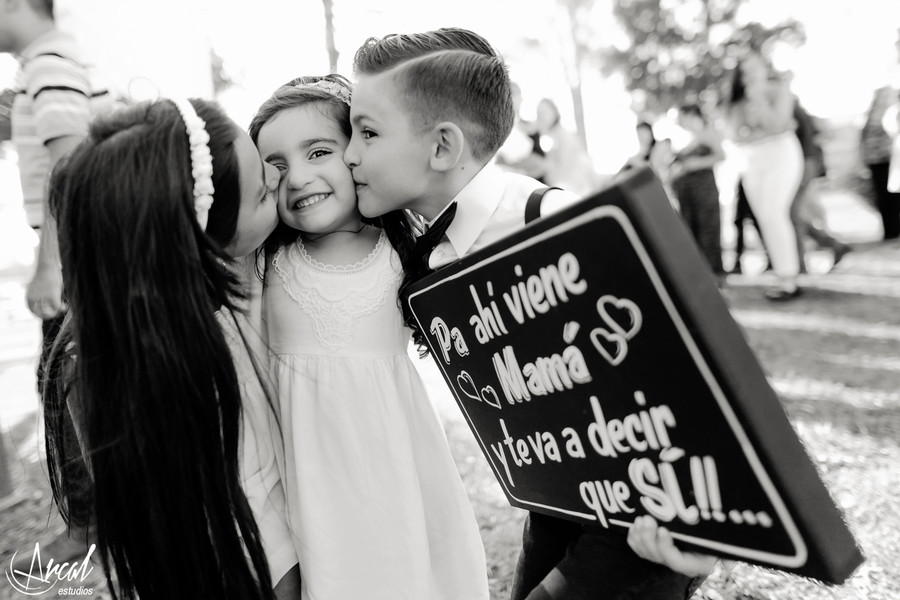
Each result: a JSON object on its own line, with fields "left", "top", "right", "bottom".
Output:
{"left": 322, "top": 0, "right": 339, "bottom": 73}
{"left": 564, "top": 1, "right": 589, "bottom": 148}
{"left": 570, "top": 81, "right": 587, "bottom": 148}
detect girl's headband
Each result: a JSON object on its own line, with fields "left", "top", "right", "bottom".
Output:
{"left": 293, "top": 79, "right": 352, "bottom": 106}
{"left": 171, "top": 99, "right": 215, "bottom": 231}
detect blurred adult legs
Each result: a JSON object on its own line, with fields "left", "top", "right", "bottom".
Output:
{"left": 868, "top": 162, "right": 900, "bottom": 240}
{"left": 674, "top": 172, "right": 724, "bottom": 275}
{"left": 739, "top": 133, "right": 804, "bottom": 285}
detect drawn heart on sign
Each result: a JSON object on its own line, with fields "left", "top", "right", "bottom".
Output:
{"left": 456, "top": 371, "right": 480, "bottom": 402}
{"left": 481, "top": 386, "right": 501, "bottom": 409}
{"left": 596, "top": 295, "right": 642, "bottom": 340}
{"left": 590, "top": 327, "right": 629, "bottom": 366}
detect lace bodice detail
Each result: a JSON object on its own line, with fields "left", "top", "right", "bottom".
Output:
{"left": 271, "top": 231, "right": 403, "bottom": 351}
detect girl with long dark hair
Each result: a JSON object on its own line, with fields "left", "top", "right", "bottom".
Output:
{"left": 43, "top": 98, "right": 300, "bottom": 599}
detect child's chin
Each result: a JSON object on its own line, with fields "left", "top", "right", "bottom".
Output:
{"left": 284, "top": 218, "right": 306, "bottom": 231}
{"left": 358, "top": 196, "right": 380, "bottom": 219}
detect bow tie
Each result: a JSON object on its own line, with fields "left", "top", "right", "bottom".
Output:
{"left": 413, "top": 202, "right": 458, "bottom": 271}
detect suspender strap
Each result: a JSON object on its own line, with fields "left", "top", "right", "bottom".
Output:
{"left": 525, "top": 186, "right": 561, "bottom": 224}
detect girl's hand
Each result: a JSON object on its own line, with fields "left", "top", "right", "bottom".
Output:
{"left": 627, "top": 515, "right": 718, "bottom": 578}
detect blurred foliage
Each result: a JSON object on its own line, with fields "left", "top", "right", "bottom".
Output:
{"left": 210, "top": 48, "right": 235, "bottom": 96}
{"left": 586, "top": 0, "right": 807, "bottom": 116}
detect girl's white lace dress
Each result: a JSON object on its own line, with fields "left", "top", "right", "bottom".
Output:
{"left": 265, "top": 231, "right": 489, "bottom": 600}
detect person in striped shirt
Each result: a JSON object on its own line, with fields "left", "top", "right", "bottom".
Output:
{"left": 1, "top": 0, "right": 116, "bottom": 385}
{"left": 0, "top": 0, "right": 116, "bottom": 567}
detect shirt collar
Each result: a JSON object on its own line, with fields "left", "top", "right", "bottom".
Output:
{"left": 442, "top": 162, "right": 506, "bottom": 258}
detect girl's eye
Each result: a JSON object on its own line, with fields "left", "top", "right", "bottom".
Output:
{"left": 309, "top": 148, "right": 331, "bottom": 160}
{"left": 361, "top": 129, "right": 376, "bottom": 140}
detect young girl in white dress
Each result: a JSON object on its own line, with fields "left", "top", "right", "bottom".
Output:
{"left": 249, "top": 74, "right": 489, "bottom": 600}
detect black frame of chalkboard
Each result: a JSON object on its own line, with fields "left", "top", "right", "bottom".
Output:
{"left": 405, "top": 167, "right": 863, "bottom": 584}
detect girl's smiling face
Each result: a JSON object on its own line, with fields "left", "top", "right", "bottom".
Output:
{"left": 256, "top": 104, "right": 361, "bottom": 235}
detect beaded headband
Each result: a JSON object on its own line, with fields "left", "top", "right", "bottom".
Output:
{"left": 294, "top": 79, "right": 352, "bottom": 106}
{"left": 171, "top": 99, "right": 215, "bottom": 231}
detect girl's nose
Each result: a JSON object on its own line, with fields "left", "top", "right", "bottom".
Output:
{"left": 286, "top": 163, "right": 315, "bottom": 191}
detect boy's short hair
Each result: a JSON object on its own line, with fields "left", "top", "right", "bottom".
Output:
{"left": 353, "top": 27, "right": 500, "bottom": 69}
{"left": 354, "top": 28, "right": 514, "bottom": 161}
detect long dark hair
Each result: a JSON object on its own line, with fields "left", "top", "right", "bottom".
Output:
{"left": 729, "top": 65, "right": 747, "bottom": 105}
{"left": 44, "top": 98, "right": 275, "bottom": 600}
{"left": 248, "top": 75, "right": 426, "bottom": 347}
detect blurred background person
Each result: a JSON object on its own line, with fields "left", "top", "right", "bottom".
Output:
{"left": 650, "top": 136, "right": 679, "bottom": 209}
{"left": 791, "top": 100, "right": 852, "bottom": 270}
{"left": 860, "top": 46, "right": 900, "bottom": 240}
{"left": 670, "top": 103, "right": 726, "bottom": 277}
{"left": 725, "top": 50, "right": 804, "bottom": 300}
{"left": 621, "top": 120, "right": 657, "bottom": 172}
{"left": 534, "top": 96, "right": 600, "bottom": 197}
{"left": 0, "top": 87, "right": 12, "bottom": 142}
{"left": 650, "top": 136, "right": 675, "bottom": 183}
{"left": 1, "top": 0, "right": 116, "bottom": 563}
{"left": 729, "top": 181, "right": 771, "bottom": 274}
{"left": 618, "top": 120, "right": 680, "bottom": 209}
{"left": 2, "top": 0, "right": 118, "bottom": 380}
{"left": 496, "top": 81, "right": 546, "bottom": 182}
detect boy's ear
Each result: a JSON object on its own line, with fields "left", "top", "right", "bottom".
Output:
{"left": 428, "top": 121, "right": 466, "bottom": 172}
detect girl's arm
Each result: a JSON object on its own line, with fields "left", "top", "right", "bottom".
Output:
{"left": 882, "top": 101, "right": 900, "bottom": 138}
{"left": 223, "top": 309, "right": 299, "bottom": 588}
{"left": 273, "top": 564, "right": 301, "bottom": 599}
{"left": 239, "top": 402, "right": 298, "bottom": 586}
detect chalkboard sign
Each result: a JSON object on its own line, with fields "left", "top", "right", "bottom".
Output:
{"left": 405, "top": 167, "right": 862, "bottom": 584}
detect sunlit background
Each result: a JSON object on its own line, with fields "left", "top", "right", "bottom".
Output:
{"left": 1, "top": 0, "right": 898, "bottom": 265}
{"left": 3, "top": 0, "right": 899, "bottom": 164}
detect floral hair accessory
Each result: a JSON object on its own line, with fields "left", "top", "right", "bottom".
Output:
{"left": 171, "top": 98, "right": 215, "bottom": 231}
{"left": 294, "top": 79, "right": 352, "bottom": 106}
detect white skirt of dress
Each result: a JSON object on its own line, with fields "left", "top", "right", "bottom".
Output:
{"left": 274, "top": 352, "right": 489, "bottom": 600}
